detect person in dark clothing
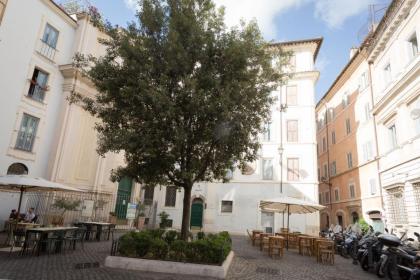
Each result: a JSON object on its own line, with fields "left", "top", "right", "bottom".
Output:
{"left": 9, "top": 209, "right": 18, "bottom": 220}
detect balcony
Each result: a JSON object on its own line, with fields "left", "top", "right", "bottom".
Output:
{"left": 37, "top": 39, "right": 57, "bottom": 61}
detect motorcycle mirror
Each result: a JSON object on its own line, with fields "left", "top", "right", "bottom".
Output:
{"left": 407, "top": 238, "right": 414, "bottom": 242}
{"left": 385, "top": 228, "right": 389, "bottom": 233}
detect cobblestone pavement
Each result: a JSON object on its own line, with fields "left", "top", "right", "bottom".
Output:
{"left": 0, "top": 233, "right": 377, "bottom": 280}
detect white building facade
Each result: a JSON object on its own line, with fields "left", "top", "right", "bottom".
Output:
{"left": 150, "top": 39, "right": 322, "bottom": 235}
{"left": 369, "top": 0, "right": 420, "bottom": 235}
{"left": 0, "top": 0, "right": 139, "bottom": 229}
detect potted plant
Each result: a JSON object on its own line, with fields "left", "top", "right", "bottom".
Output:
{"left": 51, "top": 198, "right": 81, "bottom": 226}
{"left": 159, "top": 211, "right": 171, "bottom": 229}
{"left": 137, "top": 204, "right": 146, "bottom": 230}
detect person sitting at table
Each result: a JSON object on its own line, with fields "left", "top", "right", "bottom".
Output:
{"left": 8, "top": 209, "right": 18, "bottom": 220}
{"left": 23, "top": 207, "right": 36, "bottom": 223}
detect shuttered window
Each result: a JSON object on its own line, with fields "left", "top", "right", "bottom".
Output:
{"left": 15, "top": 114, "right": 39, "bottom": 152}
{"left": 287, "top": 158, "right": 299, "bottom": 181}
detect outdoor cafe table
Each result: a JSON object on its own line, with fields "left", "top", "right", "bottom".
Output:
{"left": 77, "top": 222, "right": 113, "bottom": 241}
{"left": 3, "top": 221, "right": 40, "bottom": 246}
{"left": 25, "top": 226, "right": 78, "bottom": 253}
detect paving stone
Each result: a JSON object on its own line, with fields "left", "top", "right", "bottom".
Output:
{"left": 0, "top": 233, "right": 377, "bottom": 280}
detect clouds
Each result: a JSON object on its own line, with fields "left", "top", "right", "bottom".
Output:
{"left": 122, "top": 0, "right": 380, "bottom": 38}
{"left": 314, "top": 0, "right": 379, "bottom": 29}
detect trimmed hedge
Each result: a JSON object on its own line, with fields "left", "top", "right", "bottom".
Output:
{"left": 118, "top": 230, "right": 232, "bottom": 265}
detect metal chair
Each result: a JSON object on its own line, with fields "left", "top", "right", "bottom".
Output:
{"left": 9, "top": 229, "right": 26, "bottom": 256}
{"left": 106, "top": 224, "right": 116, "bottom": 241}
{"left": 65, "top": 228, "right": 86, "bottom": 250}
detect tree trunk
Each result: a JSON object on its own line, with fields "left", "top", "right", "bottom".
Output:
{"left": 181, "top": 186, "right": 192, "bottom": 240}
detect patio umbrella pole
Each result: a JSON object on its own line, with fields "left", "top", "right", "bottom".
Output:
{"left": 287, "top": 204, "right": 290, "bottom": 250}
{"left": 17, "top": 186, "right": 24, "bottom": 215}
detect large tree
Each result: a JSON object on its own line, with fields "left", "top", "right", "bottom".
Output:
{"left": 72, "top": 0, "right": 289, "bottom": 240}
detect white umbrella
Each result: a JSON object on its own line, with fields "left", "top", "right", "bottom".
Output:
{"left": 0, "top": 175, "right": 84, "bottom": 214}
{"left": 260, "top": 196, "right": 325, "bottom": 249}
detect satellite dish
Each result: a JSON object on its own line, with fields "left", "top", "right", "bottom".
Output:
{"left": 410, "top": 108, "right": 420, "bottom": 120}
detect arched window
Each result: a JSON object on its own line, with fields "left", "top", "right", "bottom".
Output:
{"left": 7, "top": 163, "right": 28, "bottom": 175}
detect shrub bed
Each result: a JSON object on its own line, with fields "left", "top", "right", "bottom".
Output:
{"left": 118, "top": 230, "right": 232, "bottom": 265}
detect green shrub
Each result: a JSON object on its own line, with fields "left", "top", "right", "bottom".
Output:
{"left": 149, "top": 238, "right": 169, "bottom": 259}
{"left": 168, "top": 239, "right": 187, "bottom": 261}
{"left": 164, "top": 230, "right": 180, "bottom": 245}
{"left": 118, "top": 230, "right": 232, "bottom": 265}
{"left": 133, "top": 231, "right": 153, "bottom": 257}
{"left": 118, "top": 231, "right": 138, "bottom": 257}
{"left": 196, "top": 231, "right": 205, "bottom": 240}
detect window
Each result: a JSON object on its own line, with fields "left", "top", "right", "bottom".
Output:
{"left": 325, "top": 192, "right": 330, "bottom": 204}
{"left": 369, "top": 178, "right": 377, "bottom": 195}
{"left": 323, "top": 163, "right": 328, "bottom": 178}
{"left": 349, "top": 184, "right": 355, "bottom": 198}
{"left": 347, "top": 152, "right": 353, "bottom": 168}
{"left": 413, "top": 183, "right": 420, "bottom": 223}
{"left": 263, "top": 122, "right": 271, "bottom": 141}
{"left": 322, "top": 137, "right": 326, "bottom": 152}
{"left": 317, "top": 168, "right": 320, "bottom": 180}
{"left": 330, "top": 161, "right": 336, "bottom": 176}
{"left": 143, "top": 185, "right": 154, "bottom": 205}
{"left": 386, "top": 188, "right": 408, "bottom": 225}
{"left": 388, "top": 124, "right": 397, "bottom": 149}
{"left": 165, "top": 186, "right": 177, "bottom": 207}
{"left": 363, "top": 102, "right": 371, "bottom": 121}
{"left": 342, "top": 93, "right": 349, "bottom": 108}
{"left": 287, "top": 120, "right": 298, "bottom": 142}
{"left": 0, "top": 0, "right": 7, "bottom": 25}
{"left": 383, "top": 63, "right": 392, "bottom": 85}
{"left": 363, "top": 141, "right": 373, "bottom": 162}
{"left": 286, "top": 85, "right": 297, "bottom": 106}
{"left": 289, "top": 54, "right": 296, "bottom": 69}
{"left": 331, "top": 131, "right": 336, "bottom": 144}
{"left": 411, "top": 98, "right": 420, "bottom": 135}
{"left": 287, "top": 158, "right": 299, "bottom": 181}
{"left": 221, "top": 200, "right": 233, "bottom": 213}
{"left": 319, "top": 193, "right": 322, "bottom": 204}
{"left": 15, "top": 114, "right": 39, "bottom": 152}
{"left": 42, "top": 23, "right": 59, "bottom": 49}
{"left": 345, "top": 118, "right": 351, "bottom": 135}
{"left": 408, "top": 33, "right": 418, "bottom": 59}
{"left": 28, "top": 68, "right": 49, "bottom": 102}
{"left": 359, "top": 71, "right": 369, "bottom": 90}
{"left": 334, "top": 189, "right": 339, "bottom": 201}
{"left": 328, "top": 108, "right": 335, "bottom": 122}
{"left": 262, "top": 159, "right": 273, "bottom": 180}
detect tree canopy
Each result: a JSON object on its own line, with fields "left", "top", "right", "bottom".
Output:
{"left": 71, "top": 0, "right": 289, "bottom": 239}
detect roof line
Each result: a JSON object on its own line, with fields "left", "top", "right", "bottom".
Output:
{"left": 50, "top": 0, "right": 77, "bottom": 23}
{"left": 269, "top": 37, "right": 324, "bottom": 61}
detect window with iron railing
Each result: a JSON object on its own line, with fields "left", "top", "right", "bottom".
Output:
{"left": 28, "top": 68, "right": 49, "bottom": 102}
{"left": 165, "top": 186, "right": 177, "bottom": 207}
{"left": 15, "top": 114, "right": 39, "bottom": 152}
{"left": 39, "top": 23, "right": 59, "bottom": 60}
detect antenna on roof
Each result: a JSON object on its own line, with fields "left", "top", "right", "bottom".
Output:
{"left": 357, "top": 3, "right": 389, "bottom": 45}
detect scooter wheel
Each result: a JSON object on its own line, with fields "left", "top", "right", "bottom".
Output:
{"left": 360, "top": 256, "right": 369, "bottom": 271}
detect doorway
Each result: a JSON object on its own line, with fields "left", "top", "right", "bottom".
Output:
{"left": 190, "top": 198, "right": 204, "bottom": 228}
{"left": 115, "top": 177, "right": 132, "bottom": 219}
{"left": 261, "top": 211, "right": 274, "bottom": 233}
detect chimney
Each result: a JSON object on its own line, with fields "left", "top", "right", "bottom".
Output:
{"left": 349, "top": 47, "right": 358, "bottom": 60}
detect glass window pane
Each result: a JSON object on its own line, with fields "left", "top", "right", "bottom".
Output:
{"left": 262, "top": 159, "right": 273, "bottom": 180}
{"left": 286, "top": 86, "right": 297, "bottom": 105}
{"left": 15, "top": 114, "right": 39, "bottom": 152}
{"left": 42, "top": 24, "right": 59, "bottom": 48}
{"left": 221, "top": 200, "right": 233, "bottom": 213}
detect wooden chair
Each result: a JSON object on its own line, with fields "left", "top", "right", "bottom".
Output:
{"left": 288, "top": 233, "right": 298, "bottom": 249}
{"left": 269, "top": 236, "right": 284, "bottom": 258}
{"left": 252, "top": 230, "right": 263, "bottom": 246}
{"left": 280, "top": 228, "right": 289, "bottom": 233}
{"left": 261, "top": 236, "right": 270, "bottom": 252}
{"left": 317, "top": 240, "right": 334, "bottom": 265}
{"left": 299, "top": 237, "right": 313, "bottom": 256}
{"left": 259, "top": 233, "right": 270, "bottom": 251}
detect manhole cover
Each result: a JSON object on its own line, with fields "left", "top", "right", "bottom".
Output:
{"left": 256, "top": 267, "right": 279, "bottom": 275}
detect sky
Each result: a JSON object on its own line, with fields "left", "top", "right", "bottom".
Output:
{"left": 80, "top": 0, "right": 390, "bottom": 101}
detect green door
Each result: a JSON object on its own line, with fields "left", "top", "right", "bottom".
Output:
{"left": 190, "top": 202, "right": 203, "bottom": 228}
{"left": 115, "top": 177, "right": 132, "bottom": 219}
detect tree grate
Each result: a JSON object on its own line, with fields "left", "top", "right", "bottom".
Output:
{"left": 256, "top": 267, "right": 279, "bottom": 275}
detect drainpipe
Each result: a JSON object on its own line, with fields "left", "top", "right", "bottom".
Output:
{"left": 367, "top": 62, "right": 385, "bottom": 213}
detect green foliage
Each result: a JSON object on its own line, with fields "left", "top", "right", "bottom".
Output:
{"left": 159, "top": 211, "right": 171, "bottom": 229}
{"left": 52, "top": 198, "right": 81, "bottom": 216}
{"left": 147, "top": 229, "right": 166, "bottom": 239}
{"left": 149, "top": 238, "right": 169, "bottom": 259}
{"left": 357, "top": 218, "right": 370, "bottom": 235}
{"left": 164, "top": 230, "right": 180, "bottom": 245}
{"left": 196, "top": 231, "right": 205, "bottom": 240}
{"left": 118, "top": 230, "right": 231, "bottom": 264}
{"left": 71, "top": 0, "right": 290, "bottom": 239}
